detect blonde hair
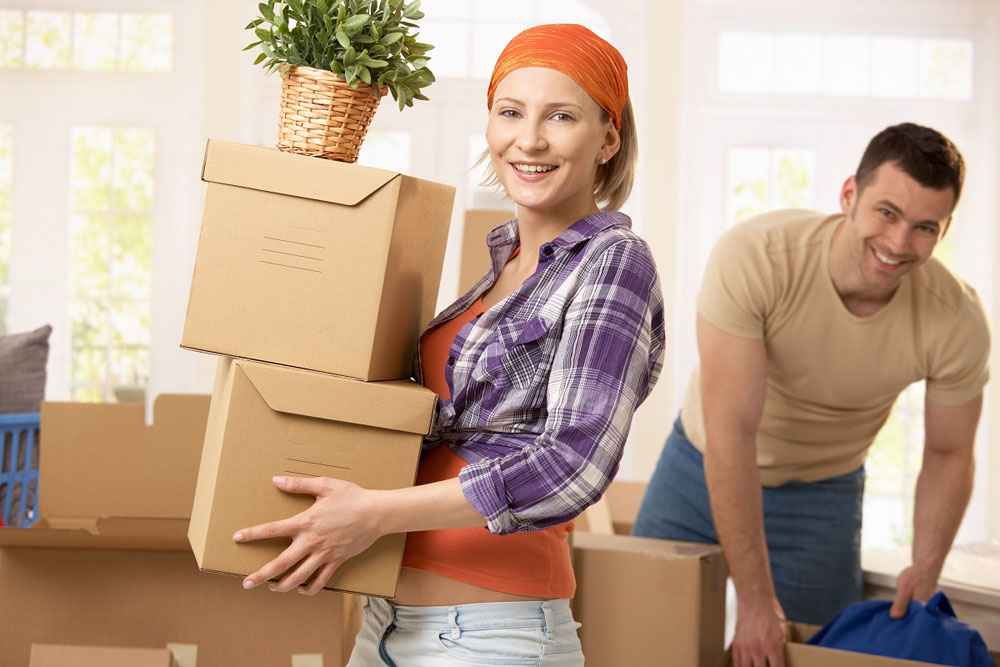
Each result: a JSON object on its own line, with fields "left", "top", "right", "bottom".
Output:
{"left": 476, "top": 99, "right": 638, "bottom": 212}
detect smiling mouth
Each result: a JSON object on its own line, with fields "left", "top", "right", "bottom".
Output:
{"left": 871, "top": 245, "right": 907, "bottom": 268}
{"left": 511, "top": 163, "right": 558, "bottom": 174}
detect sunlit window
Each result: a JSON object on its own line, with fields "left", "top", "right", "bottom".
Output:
{"left": 420, "top": 0, "right": 611, "bottom": 80}
{"left": 719, "top": 31, "right": 973, "bottom": 100}
{"left": 357, "top": 130, "right": 412, "bottom": 174}
{"left": 727, "top": 147, "right": 816, "bottom": 224}
{"left": 1, "top": 10, "right": 172, "bottom": 72}
{"left": 0, "top": 125, "right": 11, "bottom": 334}
{"left": 69, "top": 127, "right": 154, "bottom": 402}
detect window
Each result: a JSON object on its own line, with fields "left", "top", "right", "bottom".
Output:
{"left": 419, "top": 0, "right": 610, "bottom": 80}
{"left": 356, "top": 130, "right": 412, "bottom": 173}
{"left": 719, "top": 31, "right": 973, "bottom": 100}
{"left": 68, "top": 127, "right": 154, "bottom": 401}
{"left": 727, "top": 147, "right": 816, "bottom": 224}
{"left": 0, "top": 124, "right": 10, "bottom": 334}
{"left": 0, "top": 9, "right": 172, "bottom": 72}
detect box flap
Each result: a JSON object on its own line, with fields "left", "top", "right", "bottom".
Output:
{"left": 237, "top": 360, "right": 436, "bottom": 435}
{"left": 572, "top": 531, "right": 724, "bottom": 561}
{"left": 30, "top": 644, "right": 176, "bottom": 667}
{"left": 0, "top": 518, "right": 191, "bottom": 550}
{"left": 202, "top": 139, "right": 400, "bottom": 206}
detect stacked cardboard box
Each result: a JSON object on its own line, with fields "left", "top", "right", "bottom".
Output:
{"left": 181, "top": 140, "right": 454, "bottom": 597}
{"left": 30, "top": 644, "right": 179, "bottom": 667}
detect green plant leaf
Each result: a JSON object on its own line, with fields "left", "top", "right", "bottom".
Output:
{"left": 380, "top": 31, "right": 402, "bottom": 45}
{"left": 245, "top": 18, "right": 264, "bottom": 29}
{"left": 335, "top": 27, "right": 351, "bottom": 48}
{"left": 243, "top": 40, "right": 262, "bottom": 51}
{"left": 254, "top": 52, "right": 268, "bottom": 65}
{"left": 255, "top": 27, "right": 272, "bottom": 42}
{"left": 258, "top": 2, "right": 274, "bottom": 20}
{"left": 358, "top": 64, "right": 372, "bottom": 84}
{"left": 343, "top": 14, "right": 370, "bottom": 31}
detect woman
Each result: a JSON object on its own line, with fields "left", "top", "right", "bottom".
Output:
{"left": 234, "top": 24, "right": 665, "bottom": 665}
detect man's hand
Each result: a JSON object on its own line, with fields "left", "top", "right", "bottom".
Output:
{"left": 732, "top": 595, "right": 788, "bottom": 667}
{"left": 889, "top": 564, "right": 938, "bottom": 619}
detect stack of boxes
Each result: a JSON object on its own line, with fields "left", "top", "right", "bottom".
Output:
{"left": 181, "top": 140, "right": 455, "bottom": 597}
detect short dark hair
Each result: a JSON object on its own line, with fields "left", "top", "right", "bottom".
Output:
{"left": 855, "top": 123, "right": 965, "bottom": 207}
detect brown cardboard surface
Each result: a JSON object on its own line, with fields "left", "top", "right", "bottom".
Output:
{"left": 571, "top": 532, "right": 727, "bottom": 667}
{"left": 604, "top": 479, "right": 647, "bottom": 535}
{"left": 0, "top": 395, "right": 209, "bottom": 550}
{"left": 723, "top": 623, "right": 1000, "bottom": 667}
{"left": 182, "top": 140, "right": 455, "bottom": 381}
{"left": 458, "top": 209, "right": 512, "bottom": 294}
{"left": 189, "top": 357, "right": 434, "bottom": 598}
{"left": 0, "top": 547, "right": 349, "bottom": 667}
{"left": 30, "top": 644, "right": 175, "bottom": 667}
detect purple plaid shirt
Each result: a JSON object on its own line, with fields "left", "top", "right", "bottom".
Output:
{"left": 416, "top": 211, "right": 666, "bottom": 534}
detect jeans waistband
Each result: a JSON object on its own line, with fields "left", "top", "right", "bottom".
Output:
{"left": 368, "top": 597, "right": 574, "bottom": 637}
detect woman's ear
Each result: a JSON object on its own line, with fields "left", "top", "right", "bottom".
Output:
{"left": 599, "top": 123, "right": 622, "bottom": 165}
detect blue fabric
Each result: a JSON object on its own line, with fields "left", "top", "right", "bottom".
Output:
{"left": 809, "top": 592, "right": 993, "bottom": 666}
{"left": 633, "top": 416, "right": 865, "bottom": 625}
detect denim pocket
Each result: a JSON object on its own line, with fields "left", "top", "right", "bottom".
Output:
{"left": 436, "top": 627, "right": 545, "bottom": 665}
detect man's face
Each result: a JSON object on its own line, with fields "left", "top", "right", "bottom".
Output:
{"left": 839, "top": 161, "right": 956, "bottom": 296}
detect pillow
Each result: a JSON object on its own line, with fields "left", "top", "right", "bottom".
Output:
{"left": 0, "top": 324, "right": 52, "bottom": 414}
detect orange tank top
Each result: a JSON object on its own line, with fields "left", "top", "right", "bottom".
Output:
{"left": 402, "top": 295, "right": 576, "bottom": 599}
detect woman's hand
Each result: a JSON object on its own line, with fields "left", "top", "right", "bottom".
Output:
{"left": 233, "top": 475, "right": 384, "bottom": 596}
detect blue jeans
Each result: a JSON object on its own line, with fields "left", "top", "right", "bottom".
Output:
{"left": 347, "top": 597, "right": 584, "bottom": 666}
{"left": 633, "top": 417, "right": 865, "bottom": 625}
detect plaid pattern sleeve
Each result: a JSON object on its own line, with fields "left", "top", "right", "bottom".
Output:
{"left": 457, "top": 237, "right": 665, "bottom": 533}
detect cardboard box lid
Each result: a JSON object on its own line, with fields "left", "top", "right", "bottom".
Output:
{"left": 202, "top": 139, "right": 400, "bottom": 207}
{"left": 572, "top": 531, "right": 724, "bottom": 561}
{"left": 236, "top": 359, "right": 437, "bottom": 435}
{"left": 40, "top": 394, "right": 210, "bottom": 522}
{"left": 30, "top": 644, "right": 176, "bottom": 667}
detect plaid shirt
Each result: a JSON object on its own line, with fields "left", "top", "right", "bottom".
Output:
{"left": 416, "top": 211, "right": 666, "bottom": 534}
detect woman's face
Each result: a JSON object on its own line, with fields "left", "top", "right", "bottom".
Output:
{"left": 486, "top": 67, "right": 619, "bottom": 217}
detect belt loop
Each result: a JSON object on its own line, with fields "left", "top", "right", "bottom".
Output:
{"left": 448, "top": 606, "right": 461, "bottom": 640}
{"left": 541, "top": 601, "right": 555, "bottom": 641}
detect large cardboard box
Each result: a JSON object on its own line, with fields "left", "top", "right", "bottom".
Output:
{"left": 458, "top": 208, "right": 512, "bottom": 294}
{"left": 572, "top": 532, "right": 728, "bottom": 667}
{"left": 30, "top": 644, "right": 177, "bottom": 667}
{"left": 189, "top": 357, "right": 436, "bottom": 598}
{"left": 0, "top": 547, "right": 353, "bottom": 667}
{"left": 182, "top": 140, "right": 455, "bottom": 381}
{"left": 732, "top": 623, "right": 1000, "bottom": 666}
{"left": 0, "top": 395, "right": 209, "bottom": 550}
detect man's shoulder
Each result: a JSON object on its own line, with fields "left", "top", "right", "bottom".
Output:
{"left": 911, "top": 258, "right": 985, "bottom": 320}
{"left": 723, "top": 209, "right": 837, "bottom": 254}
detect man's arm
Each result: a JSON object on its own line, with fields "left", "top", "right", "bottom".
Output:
{"left": 889, "top": 393, "right": 982, "bottom": 617}
{"left": 698, "top": 315, "right": 786, "bottom": 667}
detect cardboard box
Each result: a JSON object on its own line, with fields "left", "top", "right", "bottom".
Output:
{"left": 182, "top": 140, "right": 455, "bottom": 381}
{"left": 30, "top": 644, "right": 177, "bottom": 667}
{"left": 574, "top": 479, "right": 647, "bottom": 536}
{"left": 458, "top": 208, "right": 512, "bottom": 294}
{"left": 572, "top": 532, "right": 728, "bottom": 667}
{"left": 189, "top": 357, "right": 436, "bottom": 597}
{"left": 0, "top": 547, "right": 353, "bottom": 667}
{"left": 0, "top": 395, "right": 209, "bottom": 550}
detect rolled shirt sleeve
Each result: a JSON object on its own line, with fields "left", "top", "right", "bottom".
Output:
{"left": 458, "top": 239, "right": 665, "bottom": 533}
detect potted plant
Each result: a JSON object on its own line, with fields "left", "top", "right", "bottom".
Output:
{"left": 244, "top": 0, "right": 436, "bottom": 162}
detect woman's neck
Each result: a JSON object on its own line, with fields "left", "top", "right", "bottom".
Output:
{"left": 515, "top": 197, "right": 601, "bottom": 261}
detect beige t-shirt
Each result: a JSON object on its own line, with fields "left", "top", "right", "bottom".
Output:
{"left": 682, "top": 209, "right": 990, "bottom": 486}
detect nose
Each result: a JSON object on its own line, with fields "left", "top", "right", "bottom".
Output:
{"left": 886, "top": 222, "right": 911, "bottom": 255}
{"left": 515, "top": 120, "right": 548, "bottom": 153}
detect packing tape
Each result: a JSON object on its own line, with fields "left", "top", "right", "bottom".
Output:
{"left": 292, "top": 654, "right": 324, "bottom": 667}
{"left": 166, "top": 643, "right": 198, "bottom": 667}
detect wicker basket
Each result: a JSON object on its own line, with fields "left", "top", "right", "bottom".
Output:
{"left": 277, "top": 65, "right": 386, "bottom": 162}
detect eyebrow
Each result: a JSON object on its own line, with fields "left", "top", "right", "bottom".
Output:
{"left": 873, "top": 199, "right": 942, "bottom": 227}
{"left": 493, "top": 97, "right": 585, "bottom": 111}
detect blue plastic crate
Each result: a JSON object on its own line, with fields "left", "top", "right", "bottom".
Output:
{"left": 0, "top": 412, "right": 40, "bottom": 528}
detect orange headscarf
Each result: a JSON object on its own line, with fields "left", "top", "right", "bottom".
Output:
{"left": 487, "top": 24, "right": 629, "bottom": 130}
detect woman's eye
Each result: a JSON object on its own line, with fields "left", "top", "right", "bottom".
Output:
{"left": 879, "top": 208, "right": 894, "bottom": 219}
{"left": 551, "top": 112, "right": 573, "bottom": 122}
{"left": 499, "top": 108, "right": 520, "bottom": 118}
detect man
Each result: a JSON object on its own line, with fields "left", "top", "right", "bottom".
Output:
{"left": 634, "top": 123, "right": 989, "bottom": 667}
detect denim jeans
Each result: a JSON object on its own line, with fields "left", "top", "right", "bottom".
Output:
{"left": 633, "top": 416, "right": 865, "bottom": 625}
{"left": 347, "top": 597, "right": 584, "bottom": 666}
